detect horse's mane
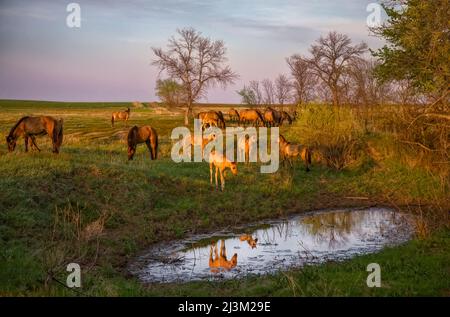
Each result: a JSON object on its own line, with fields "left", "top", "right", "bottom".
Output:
{"left": 8, "top": 116, "right": 29, "bottom": 138}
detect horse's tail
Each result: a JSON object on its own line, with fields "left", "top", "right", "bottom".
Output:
{"left": 111, "top": 115, "right": 114, "bottom": 127}
{"left": 153, "top": 130, "right": 158, "bottom": 160}
{"left": 55, "top": 119, "right": 64, "bottom": 148}
{"left": 306, "top": 147, "right": 312, "bottom": 165}
{"left": 52, "top": 118, "right": 63, "bottom": 153}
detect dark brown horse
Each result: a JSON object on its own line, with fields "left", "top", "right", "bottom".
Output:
{"left": 6, "top": 116, "right": 63, "bottom": 153}
{"left": 264, "top": 107, "right": 282, "bottom": 127}
{"left": 280, "top": 111, "right": 293, "bottom": 125}
{"left": 127, "top": 125, "right": 158, "bottom": 160}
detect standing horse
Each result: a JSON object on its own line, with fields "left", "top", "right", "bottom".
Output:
{"left": 111, "top": 108, "right": 130, "bottom": 127}
{"left": 209, "top": 150, "right": 238, "bottom": 191}
{"left": 263, "top": 107, "right": 282, "bottom": 127}
{"left": 228, "top": 108, "right": 240, "bottom": 122}
{"left": 127, "top": 126, "right": 158, "bottom": 160}
{"left": 280, "top": 111, "right": 293, "bottom": 126}
{"left": 197, "top": 111, "right": 226, "bottom": 129}
{"left": 278, "top": 134, "right": 311, "bottom": 171}
{"left": 6, "top": 116, "right": 63, "bottom": 154}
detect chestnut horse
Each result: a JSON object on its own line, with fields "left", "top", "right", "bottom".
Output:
{"left": 111, "top": 108, "right": 130, "bottom": 127}
{"left": 6, "top": 116, "right": 63, "bottom": 153}
{"left": 228, "top": 108, "right": 240, "bottom": 122}
{"left": 197, "top": 111, "right": 226, "bottom": 129}
{"left": 240, "top": 234, "right": 258, "bottom": 249}
{"left": 239, "top": 109, "right": 265, "bottom": 127}
{"left": 127, "top": 126, "right": 158, "bottom": 160}
{"left": 278, "top": 134, "right": 311, "bottom": 171}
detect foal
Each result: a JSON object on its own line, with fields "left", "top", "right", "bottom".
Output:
{"left": 209, "top": 151, "right": 238, "bottom": 191}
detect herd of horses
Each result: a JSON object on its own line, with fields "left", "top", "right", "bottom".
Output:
{"left": 197, "top": 107, "right": 296, "bottom": 130}
{"left": 5, "top": 106, "right": 311, "bottom": 191}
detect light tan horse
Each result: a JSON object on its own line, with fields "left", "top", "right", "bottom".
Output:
{"left": 197, "top": 111, "right": 226, "bottom": 129}
{"left": 239, "top": 109, "right": 265, "bottom": 127}
{"left": 209, "top": 151, "right": 238, "bottom": 191}
{"left": 209, "top": 240, "right": 238, "bottom": 272}
{"left": 239, "top": 234, "right": 258, "bottom": 249}
{"left": 6, "top": 116, "right": 63, "bottom": 153}
{"left": 278, "top": 134, "right": 311, "bottom": 171}
{"left": 111, "top": 107, "right": 130, "bottom": 127}
{"left": 127, "top": 126, "right": 158, "bottom": 160}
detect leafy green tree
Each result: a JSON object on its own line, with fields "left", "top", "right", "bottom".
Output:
{"left": 372, "top": 0, "right": 450, "bottom": 103}
{"left": 155, "top": 79, "right": 184, "bottom": 107}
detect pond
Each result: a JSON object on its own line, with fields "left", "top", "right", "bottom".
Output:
{"left": 129, "top": 207, "right": 415, "bottom": 283}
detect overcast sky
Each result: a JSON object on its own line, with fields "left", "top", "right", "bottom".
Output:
{"left": 0, "top": 0, "right": 385, "bottom": 103}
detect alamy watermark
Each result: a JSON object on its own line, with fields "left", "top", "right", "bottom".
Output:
{"left": 366, "top": 263, "right": 381, "bottom": 288}
{"left": 66, "top": 3, "right": 81, "bottom": 28}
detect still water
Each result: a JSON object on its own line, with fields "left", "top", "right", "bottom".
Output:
{"left": 129, "top": 208, "right": 415, "bottom": 283}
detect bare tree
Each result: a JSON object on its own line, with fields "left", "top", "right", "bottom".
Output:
{"left": 274, "top": 74, "right": 291, "bottom": 107}
{"left": 262, "top": 79, "right": 275, "bottom": 105}
{"left": 152, "top": 28, "right": 238, "bottom": 124}
{"left": 306, "top": 31, "right": 367, "bottom": 107}
{"left": 286, "top": 54, "right": 315, "bottom": 105}
{"left": 237, "top": 80, "right": 263, "bottom": 106}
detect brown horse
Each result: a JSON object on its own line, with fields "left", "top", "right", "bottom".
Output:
{"left": 228, "top": 108, "right": 240, "bottom": 122}
{"left": 197, "top": 111, "right": 226, "bottom": 129}
{"left": 111, "top": 107, "right": 130, "bottom": 127}
{"left": 127, "top": 126, "right": 158, "bottom": 160}
{"left": 209, "top": 150, "right": 238, "bottom": 191}
{"left": 264, "top": 107, "right": 282, "bottom": 127}
{"left": 209, "top": 240, "right": 238, "bottom": 272}
{"left": 239, "top": 109, "right": 265, "bottom": 127}
{"left": 278, "top": 134, "right": 311, "bottom": 171}
{"left": 280, "top": 111, "right": 293, "bottom": 125}
{"left": 6, "top": 116, "right": 63, "bottom": 154}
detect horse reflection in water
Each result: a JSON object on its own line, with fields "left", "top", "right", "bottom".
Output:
{"left": 209, "top": 240, "right": 238, "bottom": 272}
{"left": 239, "top": 234, "right": 258, "bottom": 249}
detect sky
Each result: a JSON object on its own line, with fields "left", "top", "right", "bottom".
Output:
{"left": 0, "top": 0, "right": 385, "bottom": 103}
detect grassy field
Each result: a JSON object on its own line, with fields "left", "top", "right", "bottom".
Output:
{"left": 0, "top": 100, "right": 448, "bottom": 296}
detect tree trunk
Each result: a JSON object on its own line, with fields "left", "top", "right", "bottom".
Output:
{"left": 184, "top": 101, "right": 193, "bottom": 125}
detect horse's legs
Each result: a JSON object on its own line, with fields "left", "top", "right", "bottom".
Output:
{"left": 215, "top": 166, "right": 219, "bottom": 189}
{"left": 145, "top": 140, "right": 153, "bottom": 160}
{"left": 30, "top": 135, "right": 41, "bottom": 152}
{"left": 220, "top": 240, "right": 226, "bottom": 258}
{"left": 24, "top": 135, "right": 29, "bottom": 152}
{"left": 210, "top": 162, "right": 213, "bottom": 185}
{"left": 219, "top": 168, "right": 225, "bottom": 191}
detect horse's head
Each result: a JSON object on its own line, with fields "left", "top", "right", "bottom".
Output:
{"left": 6, "top": 135, "right": 16, "bottom": 152}
{"left": 230, "top": 162, "right": 238, "bottom": 175}
{"left": 249, "top": 238, "right": 258, "bottom": 249}
{"left": 230, "top": 253, "right": 238, "bottom": 267}
{"left": 127, "top": 145, "right": 136, "bottom": 160}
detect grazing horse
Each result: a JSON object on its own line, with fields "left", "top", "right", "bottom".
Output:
{"left": 278, "top": 134, "right": 311, "bottom": 171}
{"left": 280, "top": 111, "right": 293, "bottom": 126}
{"left": 209, "top": 240, "right": 238, "bottom": 272}
{"left": 240, "top": 234, "right": 258, "bottom": 249}
{"left": 111, "top": 108, "right": 130, "bottom": 127}
{"left": 6, "top": 116, "right": 63, "bottom": 154}
{"left": 239, "top": 109, "right": 265, "bottom": 127}
{"left": 127, "top": 126, "right": 158, "bottom": 160}
{"left": 263, "top": 107, "right": 282, "bottom": 127}
{"left": 228, "top": 108, "right": 240, "bottom": 122}
{"left": 209, "top": 150, "right": 238, "bottom": 191}
{"left": 197, "top": 111, "right": 226, "bottom": 129}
